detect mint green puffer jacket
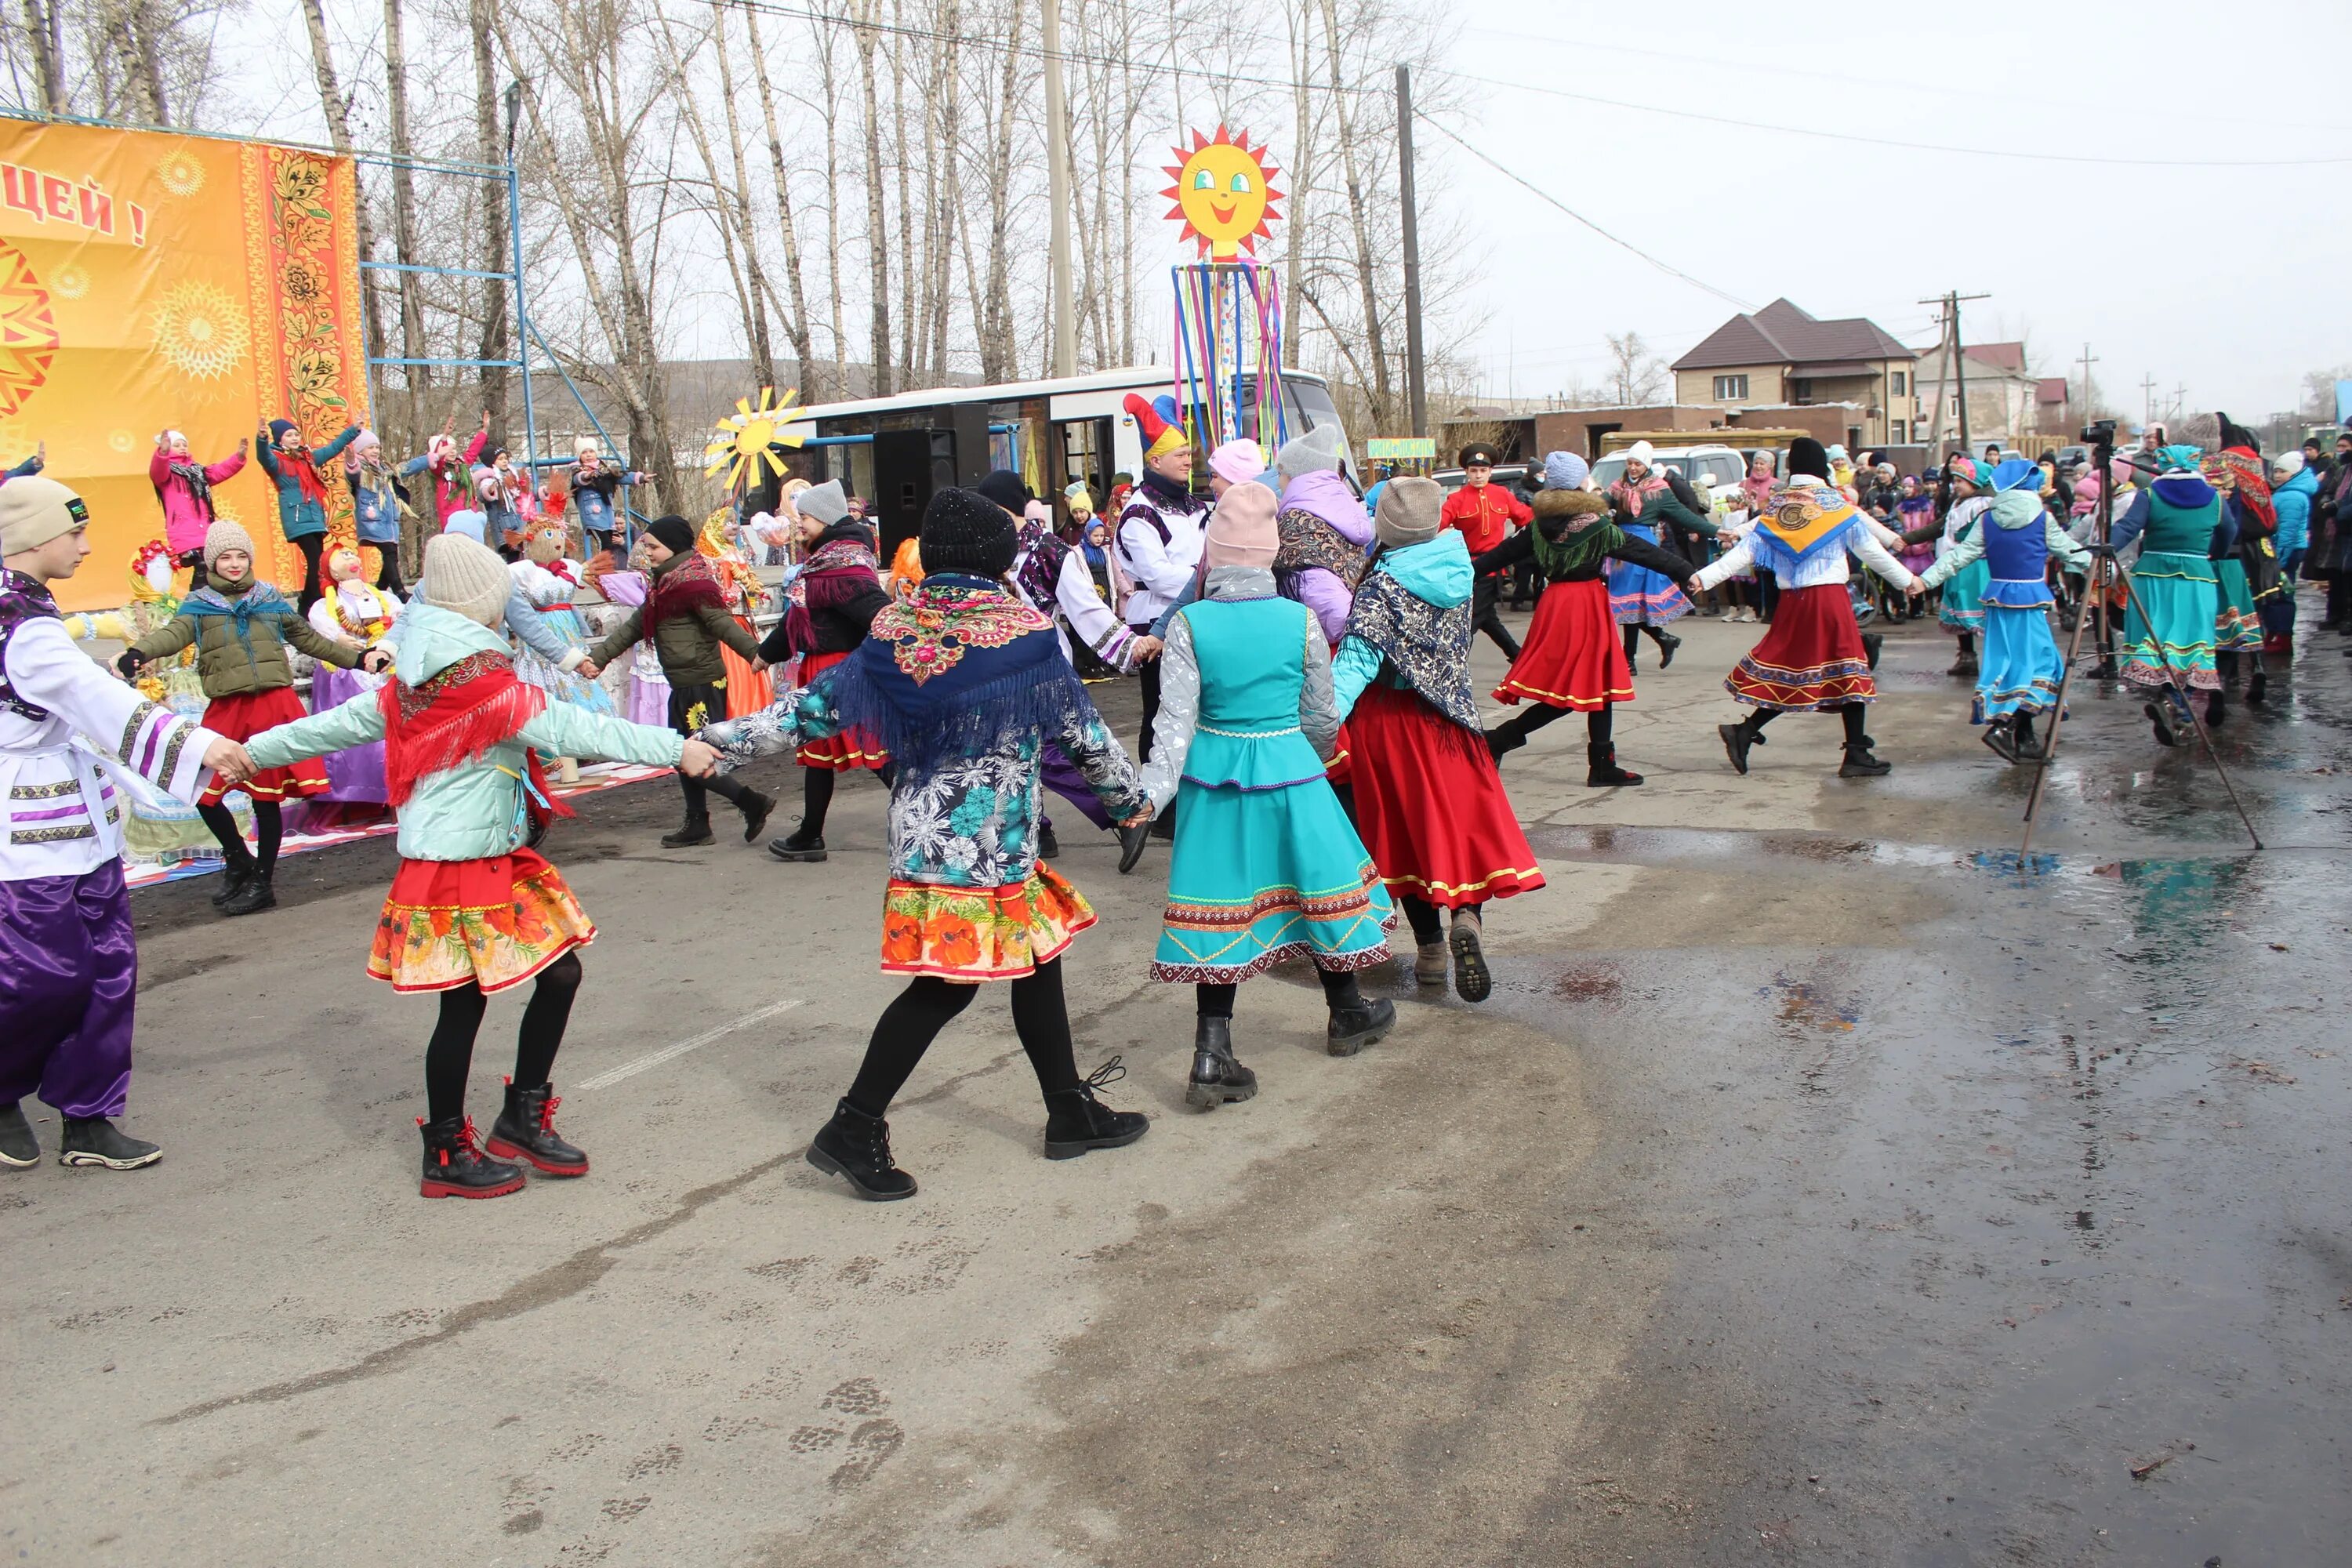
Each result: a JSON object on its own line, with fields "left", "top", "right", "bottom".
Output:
{"left": 242, "top": 604, "right": 684, "bottom": 861}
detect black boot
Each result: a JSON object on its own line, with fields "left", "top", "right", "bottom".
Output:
{"left": 0, "top": 1100, "right": 38, "bottom": 1167}
{"left": 662, "top": 813, "right": 714, "bottom": 848}
{"left": 1036, "top": 822, "right": 1062, "bottom": 860}
{"left": 807, "top": 1098, "right": 916, "bottom": 1200}
{"left": 417, "top": 1115, "right": 524, "bottom": 1199}
{"left": 1484, "top": 726, "right": 1525, "bottom": 764}
{"left": 737, "top": 788, "right": 775, "bottom": 844}
{"left": 1653, "top": 629, "right": 1681, "bottom": 669}
{"left": 1449, "top": 911, "right": 1493, "bottom": 1004}
{"left": 485, "top": 1080, "right": 587, "bottom": 1177}
{"left": 220, "top": 867, "right": 276, "bottom": 916}
{"left": 2205, "top": 691, "right": 2227, "bottom": 729}
{"left": 209, "top": 857, "right": 253, "bottom": 909}
{"left": 1042, "top": 1057, "right": 1149, "bottom": 1159}
{"left": 58, "top": 1116, "right": 161, "bottom": 1170}
{"left": 1586, "top": 742, "right": 1644, "bottom": 786}
{"left": 1719, "top": 715, "right": 1767, "bottom": 775}
{"left": 2012, "top": 716, "right": 2044, "bottom": 760}
{"left": 1838, "top": 739, "right": 1892, "bottom": 778}
{"left": 2246, "top": 666, "right": 2267, "bottom": 706}
{"left": 1980, "top": 717, "right": 2022, "bottom": 764}
{"left": 768, "top": 823, "right": 826, "bottom": 862}
{"left": 1860, "top": 631, "right": 1883, "bottom": 670}
{"left": 1185, "top": 1017, "right": 1258, "bottom": 1109}
{"left": 2143, "top": 699, "right": 2180, "bottom": 747}
{"left": 1327, "top": 993, "right": 1398, "bottom": 1056}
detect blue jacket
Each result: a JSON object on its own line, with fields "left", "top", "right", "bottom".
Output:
{"left": 243, "top": 604, "right": 683, "bottom": 861}
{"left": 257, "top": 426, "right": 361, "bottom": 539}
{"left": 2272, "top": 468, "right": 2316, "bottom": 554}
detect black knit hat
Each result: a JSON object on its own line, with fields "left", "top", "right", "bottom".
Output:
{"left": 920, "top": 487, "right": 1018, "bottom": 577}
{"left": 1787, "top": 437, "right": 1829, "bottom": 481}
{"left": 646, "top": 514, "right": 696, "bottom": 554}
{"left": 975, "top": 469, "right": 1032, "bottom": 515}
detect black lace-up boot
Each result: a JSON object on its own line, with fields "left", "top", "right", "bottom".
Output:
{"left": 417, "top": 1115, "right": 524, "bottom": 1199}
{"left": 661, "top": 811, "right": 714, "bottom": 848}
{"left": 1185, "top": 1018, "right": 1258, "bottom": 1109}
{"left": 1043, "top": 1057, "right": 1150, "bottom": 1158}
{"left": 485, "top": 1080, "right": 588, "bottom": 1177}
{"left": 1838, "top": 740, "right": 1893, "bottom": 777}
{"left": 807, "top": 1098, "right": 916, "bottom": 1200}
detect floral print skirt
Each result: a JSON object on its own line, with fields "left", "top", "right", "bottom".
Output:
{"left": 368, "top": 848, "right": 596, "bottom": 993}
{"left": 880, "top": 866, "right": 1095, "bottom": 981}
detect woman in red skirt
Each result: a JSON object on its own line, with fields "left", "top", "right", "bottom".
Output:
{"left": 1690, "top": 439, "right": 1921, "bottom": 779}
{"left": 118, "top": 521, "right": 383, "bottom": 916}
{"left": 1332, "top": 478, "right": 1544, "bottom": 1003}
{"left": 1472, "top": 452, "right": 1700, "bottom": 786}
{"left": 753, "top": 481, "right": 894, "bottom": 862}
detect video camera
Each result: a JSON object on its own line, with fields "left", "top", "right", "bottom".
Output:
{"left": 2081, "top": 418, "right": 2117, "bottom": 449}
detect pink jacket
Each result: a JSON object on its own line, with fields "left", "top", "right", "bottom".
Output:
{"left": 150, "top": 447, "right": 249, "bottom": 554}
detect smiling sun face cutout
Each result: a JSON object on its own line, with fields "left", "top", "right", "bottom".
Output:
{"left": 1163, "top": 126, "right": 1283, "bottom": 260}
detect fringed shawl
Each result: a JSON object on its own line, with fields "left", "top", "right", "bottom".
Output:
{"left": 1340, "top": 563, "right": 1480, "bottom": 731}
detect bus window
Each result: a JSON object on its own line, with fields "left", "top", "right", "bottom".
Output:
{"left": 1283, "top": 376, "right": 1352, "bottom": 477}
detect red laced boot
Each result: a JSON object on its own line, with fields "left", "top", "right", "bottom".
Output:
{"left": 418, "top": 1115, "right": 526, "bottom": 1199}
{"left": 485, "top": 1080, "right": 589, "bottom": 1177}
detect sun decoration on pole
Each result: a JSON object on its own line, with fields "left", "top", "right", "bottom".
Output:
{"left": 1163, "top": 126, "right": 1283, "bottom": 260}
{"left": 705, "top": 386, "right": 811, "bottom": 490}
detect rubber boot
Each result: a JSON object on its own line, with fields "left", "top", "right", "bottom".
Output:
{"left": 1586, "top": 742, "right": 1643, "bottom": 787}
{"left": 1449, "top": 910, "right": 1493, "bottom": 1004}
{"left": 1838, "top": 739, "right": 1893, "bottom": 778}
{"left": 662, "top": 812, "right": 714, "bottom": 848}
{"left": 806, "top": 1098, "right": 916, "bottom": 1200}
{"left": 0, "top": 1100, "right": 35, "bottom": 1167}
{"left": 485, "top": 1079, "right": 588, "bottom": 1177}
{"left": 1327, "top": 994, "right": 1398, "bottom": 1056}
{"left": 737, "top": 788, "right": 776, "bottom": 844}
{"left": 417, "top": 1115, "right": 524, "bottom": 1199}
{"left": 1185, "top": 1017, "right": 1258, "bottom": 1109}
{"left": 1042, "top": 1057, "right": 1149, "bottom": 1159}
{"left": 220, "top": 867, "right": 276, "bottom": 916}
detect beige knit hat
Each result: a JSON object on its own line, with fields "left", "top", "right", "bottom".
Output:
{"left": 202, "top": 518, "right": 256, "bottom": 571}
{"left": 0, "top": 475, "right": 89, "bottom": 557}
{"left": 422, "top": 532, "right": 511, "bottom": 628}
{"left": 1374, "top": 477, "right": 1445, "bottom": 549}
{"left": 1203, "top": 481, "right": 1279, "bottom": 567}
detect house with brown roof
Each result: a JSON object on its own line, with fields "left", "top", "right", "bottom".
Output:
{"left": 1911, "top": 340, "right": 2072, "bottom": 450}
{"left": 1670, "top": 299, "right": 1919, "bottom": 450}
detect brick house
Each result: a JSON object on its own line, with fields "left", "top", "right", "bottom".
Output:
{"left": 1670, "top": 299, "right": 1918, "bottom": 449}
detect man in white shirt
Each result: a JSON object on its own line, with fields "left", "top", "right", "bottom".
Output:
{"left": 1112, "top": 394, "right": 1210, "bottom": 761}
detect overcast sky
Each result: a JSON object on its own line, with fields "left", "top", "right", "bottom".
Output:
{"left": 1423, "top": 0, "right": 2352, "bottom": 425}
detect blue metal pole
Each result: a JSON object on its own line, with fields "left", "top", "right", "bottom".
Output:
{"left": 506, "top": 162, "right": 536, "bottom": 479}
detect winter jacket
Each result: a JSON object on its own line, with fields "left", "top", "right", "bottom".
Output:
{"left": 756, "top": 520, "right": 888, "bottom": 662}
{"left": 400, "top": 429, "right": 489, "bottom": 529}
{"left": 1273, "top": 469, "right": 1374, "bottom": 644}
{"left": 1474, "top": 488, "right": 1694, "bottom": 584}
{"left": 347, "top": 464, "right": 406, "bottom": 544}
{"left": 590, "top": 548, "right": 762, "bottom": 686}
{"left": 149, "top": 447, "right": 249, "bottom": 555}
{"left": 127, "top": 572, "right": 364, "bottom": 696}
{"left": 2271, "top": 467, "right": 2317, "bottom": 555}
{"left": 256, "top": 426, "right": 361, "bottom": 539}
{"left": 243, "top": 604, "right": 683, "bottom": 862}
{"left": 569, "top": 464, "right": 641, "bottom": 539}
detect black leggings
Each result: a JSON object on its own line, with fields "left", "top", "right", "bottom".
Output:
{"left": 1621, "top": 624, "right": 1675, "bottom": 659}
{"left": 197, "top": 800, "right": 280, "bottom": 873}
{"left": 795, "top": 760, "right": 898, "bottom": 838}
{"left": 423, "top": 951, "right": 583, "bottom": 1123}
{"left": 291, "top": 532, "right": 326, "bottom": 615}
{"left": 845, "top": 958, "right": 1080, "bottom": 1116}
{"left": 1401, "top": 894, "right": 1483, "bottom": 946}
{"left": 372, "top": 548, "right": 406, "bottom": 598}
{"left": 1488, "top": 700, "right": 1613, "bottom": 748}
{"left": 1740, "top": 702, "right": 1867, "bottom": 745}
{"left": 1194, "top": 963, "right": 1362, "bottom": 1018}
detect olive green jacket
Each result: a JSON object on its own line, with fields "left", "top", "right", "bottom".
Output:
{"left": 590, "top": 550, "right": 760, "bottom": 687}
{"left": 128, "top": 574, "right": 365, "bottom": 697}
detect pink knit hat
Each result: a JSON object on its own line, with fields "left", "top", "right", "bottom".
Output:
{"left": 1202, "top": 481, "right": 1279, "bottom": 567}
{"left": 1208, "top": 438, "right": 1266, "bottom": 488}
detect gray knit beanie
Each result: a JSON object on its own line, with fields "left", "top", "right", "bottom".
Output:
{"left": 1374, "top": 477, "right": 1445, "bottom": 549}
{"left": 422, "top": 532, "right": 512, "bottom": 628}
{"left": 1276, "top": 423, "right": 1345, "bottom": 485}
{"left": 795, "top": 479, "right": 849, "bottom": 525}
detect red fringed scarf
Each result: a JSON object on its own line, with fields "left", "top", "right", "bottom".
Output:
{"left": 645, "top": 549, "right": 728, "bottom": 632}
{"left": 279, "top": 441, "right": 329, "bottom": 508}
{"left": 2213, "top": 447, "right": 2276, "bottom": 536}
{"left": 783, "top": 535, "right": 882, "bottom": 653}
{"left": 376, "top": 649, "right": 574, "bottom": 826}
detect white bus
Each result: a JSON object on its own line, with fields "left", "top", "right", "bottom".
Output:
{"left": 780, "top": 365, "right": 1356, "bottom": 551}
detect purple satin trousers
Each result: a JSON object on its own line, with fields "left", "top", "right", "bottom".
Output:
{"left": 0, "top": 861, "right": 136, "bottom": 1119}
{"left": 1038, "top": 742, "right": 1112, "bottom": 832}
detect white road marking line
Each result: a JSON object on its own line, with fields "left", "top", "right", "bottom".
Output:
{"left": 574, "top": 999, "right": 806, "bottom": 1091}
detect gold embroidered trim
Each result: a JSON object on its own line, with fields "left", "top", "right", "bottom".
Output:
{"left": 8, "top": 777, "right": 82, "bottom": 799}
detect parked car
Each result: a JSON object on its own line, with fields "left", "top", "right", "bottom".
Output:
{"left": 1432, "top": 463, "right": 1536, "bottom": 496}
{"left": 1588, "top": 444, "right": 1748, "bottom": 497}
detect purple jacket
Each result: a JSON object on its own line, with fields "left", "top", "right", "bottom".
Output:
{"left": 1276, "top": 470, "right": 1374, "bottom": 644}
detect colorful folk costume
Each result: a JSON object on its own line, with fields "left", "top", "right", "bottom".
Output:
{"left": 583, "top": 554, "right": 669, "bottom": 727}
{"left": 1335, "top": 477, "right": 1544, "bottom": 1004}
{"left": 508, "top": 526, "right": 613, "bottom": 715}
{"left": 590, "top": 514, "right": 775, "bottom": 849}
{"left": 2203, "top": 428, "right": 2279, "bottom": 713}
{"left": 1130, "top": 482, "right": 1396, "bottom": 1109}
{"left": 1695, "top": 439, "right": 1920, "bottom": 779}
{"left": 704, "top": 488, "right": 1152, "bottom": 1201}
{"left": 1274, "top": 425, "right": 1374, "bottom": 794}
{"left": 1604, "top": 440, "right": 1716, "bottom": 670}
{"left": 700, "top": 509, "right": 774, "bottom": 720}
{"left": 306, "top": 545, "right": 404, "bottom": 807}
{"left": 1112, "top": 393, "right": 1210, "bottom": 763}
{"left": 1915, "top": 459, "right": 2092, "bottom": 762}
{"left": 256, "top": 418, "right": 361, "bottom": 615}
{"left": 1928, "top": 460, "right": 1996, "bottom": 675}
{"left": 1, "top": 479, "right": 232, "bottom": 1171}
{"left": 2109, "top": 446, "right": 2225, "bottom": 747}
{"left": 752, "top": 482, "right": 891, "bottom": 862}
{"left": 242, "top": 535, "right": 694, "bottom": 1198}
{"left": 1479, "top": 452, "right": 1698, "bottom": 786}
{"left": 118, "top": 520, "right": 372, "bottom": 916}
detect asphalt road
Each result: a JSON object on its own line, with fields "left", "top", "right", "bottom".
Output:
{"left": 5, "top": 604, "right": 2348, "bottom": 1566}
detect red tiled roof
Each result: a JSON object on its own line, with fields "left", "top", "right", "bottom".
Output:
{"left": 1672, "top": 297, "right": 1916, "bottom": 372}
{"left": 1965, "top": 342, "right": 2027, "bottom": 372}
{"left": 2036, "top": 377, "right": 2070, "bottom": 405}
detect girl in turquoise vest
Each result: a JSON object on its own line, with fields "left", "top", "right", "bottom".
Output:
{"left": 2109, "top": 446, "right": 2223, "bottom": 746}
{"left": 1132, "top": 482, "right": 1396, "bottom": 1109}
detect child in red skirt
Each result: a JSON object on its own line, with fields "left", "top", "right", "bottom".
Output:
{"left": 1474, "top": 452, "right": 1700, "bottom": 786}
{"left": 1691, "top": 439, "right": 1921, "bottom": 779}
{"left": 1334, "top": 478, "right": 1545, "bottom": 1002}
{"left": 118, "top": 520, "right": 385, "bottom": 916}
{"left": 235, "top": 533, "right": 721, "bottom": 1198}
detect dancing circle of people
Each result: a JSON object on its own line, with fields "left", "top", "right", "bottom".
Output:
{"left": 0, "top": 406, "right": 2293, "bottom": 1196}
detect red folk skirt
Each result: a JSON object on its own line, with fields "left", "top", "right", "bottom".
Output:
{"left": 368, "top": 848, "right": 596, "bottom": 993}
{"left": 1726, "top": 582, "right": 1876, "bottom": 711}
{"left": 197, "top": 687, "right": 329, "bottom": 805}
{"left": 1346, "top": 682, "right": 1544, "bottom": 909}
{"left": 1492, "top": 578, "right": 1633, "bottom": 712}
{"left": 793, "top": 649, "right": 891, "bottom": 771}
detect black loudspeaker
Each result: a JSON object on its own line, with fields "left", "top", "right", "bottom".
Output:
{"left": 873, "top": 430, "right": 955, "bottom": 557}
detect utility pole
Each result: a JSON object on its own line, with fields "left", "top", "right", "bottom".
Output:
{"left": 1919, "top": 291, "right": 1987, "bottom": 453}
{"left": 2140, "top": 373, "right": 2158, "bottom": 430}
{"left": 2074, "top": 342, "right": 2099, "bottom": 427}
{"left": 1396, "top": 64, "right": 1427, "bottom": 440}
{"left": 1042, "top": 0, "right": 1075, "bottom": 378}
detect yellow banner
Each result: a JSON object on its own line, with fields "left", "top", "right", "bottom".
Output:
{"left": 0, "top": 121, "right": 370, "bottom": 609}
